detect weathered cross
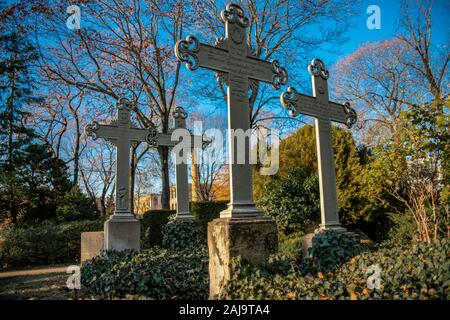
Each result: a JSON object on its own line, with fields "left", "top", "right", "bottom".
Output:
{"left": 85, "top": 99, "right": 204, "bottom": 220}
{"left": 280, "top": 58, "right": 357, "bottom": 232}
{"left": 150, "top": 106, "right": 210, "bottom": 220}
{"left": 175, "top": 3, "right": 288, "bottom": 218}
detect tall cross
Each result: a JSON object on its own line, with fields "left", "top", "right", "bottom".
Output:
{"left": 85, "top": 100, "right": 205, "bottom": 220}
{"left": 280, "top": 58, "right": 357, "bottom": 232}
{"left": 148, "top": 106, "right": 210, "bottom": 220}
{"left": 85, "top": 98, "right": 143, "bottom": 219}
{"left": 175, "top": 3, "right": 288, "bottom": 218}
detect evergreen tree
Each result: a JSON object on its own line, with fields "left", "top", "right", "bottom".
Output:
{"left": 18, "top": 143, "right": 71, "bottom": 223}
{"left": 0, "top": 29, "right": 40, "bottom": 223}
{"left": 255, "top": 125, "right": 373, "bottom": 227}
{"left": 56, "top": 185, "right": 99, "bottom": 222}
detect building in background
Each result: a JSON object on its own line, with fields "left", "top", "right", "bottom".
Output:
{"left": 134, "top": 193, "right": 162, "bottom": 215}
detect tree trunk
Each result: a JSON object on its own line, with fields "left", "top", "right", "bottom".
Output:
{"left": 73, "top": 114, "right": 80, "bottom": 185}
{"left": 130, "top": 145, "right": 138, "bottom": 214}
{"left": 158, "top": 146, "right": 170, "bottom": 209}
{"left": 7, "top": 59, "right": 17, "bottom": 224}
{"left": 7, "top": 65, "right": 16, "bottom": 174}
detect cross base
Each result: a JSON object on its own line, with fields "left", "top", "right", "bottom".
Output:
{"left": 208, "top": 216, "right": 278, "bottom": 298}
{"left": 104, "top": 214, "right": 140, "bottom": 252}
{"left": 108, "top": 211, "right": 136, "bottom": 221}
{"left": 220, "top": 202, "right": 266, "bottom": 218}
{"left": 315, "top": 222, "right": 360, "bottom": 240}
{"left": 316, "top": 221, "right": 348, "bottom": 233}
{"left": 175, "top": 211, "right": 195, "bottom": 221}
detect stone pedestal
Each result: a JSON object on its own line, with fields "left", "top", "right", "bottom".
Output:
{"left": 104, "top": 215, "right": 140, "bottom": 252}
{"left": 301, "top": 230, "right": 360, "bottom": 261}
{"left": 207, "top": 216, "right": 278, "bottom": 299}
{"left": 81, "top": 231, "right": 104, "bottom": 263}
{"left": 301, "top": 233, "right": 315, "bottom": 259}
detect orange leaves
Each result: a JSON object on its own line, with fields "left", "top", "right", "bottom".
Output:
{"left": 287, "top": 291, "right": 297, "bottom": 299}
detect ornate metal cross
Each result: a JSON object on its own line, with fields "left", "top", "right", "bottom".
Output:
{"left": 175, "top": 3, "right": 288, "bottom": 218}
{"left": 86, "top": 100, "right": 204, "bottom": 220}
{"left": 280, "top": 58, "right": 357, "bottom": 232}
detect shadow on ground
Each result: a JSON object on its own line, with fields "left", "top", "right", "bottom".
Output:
{"left": 0, "top": 268, "right": 87, "bottom": 300}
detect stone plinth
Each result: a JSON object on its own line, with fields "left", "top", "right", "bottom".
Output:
{"left": 104, "top": 215, "right": 140, "bottom": 252}
{"left": 301, "top": 230, "right": 360, "bottom": 261}
{"left": 208, "top": 216, "right": 278, "bottom": 298}
{"left": 81, "top": 231, "right": 104, "bottom": 263}
{"left": 301, "top": 233, "right": 315, "bottom": 259}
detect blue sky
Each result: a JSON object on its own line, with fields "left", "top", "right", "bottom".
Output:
{"left": 324, "top": 0, "right": 449, "bottom": 66}
{"left": 192, "top": 0, "right": 449, "bottom": 121}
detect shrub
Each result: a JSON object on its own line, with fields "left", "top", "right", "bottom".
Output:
{"left": 0, "top": 220, "right": 102, "bottom": 268}
{"left": 301, "top": 231, "right": 369, "bottom": 274}
{"left": 278, "top": 232, "right": 303, "bottom": 258}
{"left": 258, "top": 168, "right": 320, "bottom": 235}
{"left": 220, "top": 238, "right": 450, "bottom": 300}
{"left": 385, "top": 212, "right": 417, "bottom": 245}
{"left": 81, "top": 222, "right": 209, "bottom": 299}
{"left": 80, "top": 250, "right": 136, "bottom": 296}
{"left": 82, "top": 248, "right": 208, "bottom": 299}
{"left": 141, "top": 209, "right": 175, "bottom": 248}
{"left": 56, "top": 186, "right": 99, "bottom": 222}
{"left": 190, "top": 200, "right": 228, "bottom": 226}
{"left": 161, "top": 218, "right": 206, "bottom": 252}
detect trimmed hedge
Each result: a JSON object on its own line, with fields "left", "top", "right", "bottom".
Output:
{"left": 0, "top": 220, "right": 102, "bottom": 268}
{"left": 141, "top": 210, "right": 175, "bottom": 248}
{"left": 220, "top": 237, "right": 450, "bottom": 300}
{"left": 141, "top": 202, "right": 227, "bottom": 249}
{"left": 191, "top": 200, "right": 228, "bottom": 226}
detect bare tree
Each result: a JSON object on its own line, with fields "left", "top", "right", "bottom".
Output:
{"left": 186, "top": 0, "right": 357, "bottom": 127}
{"left": 35, "top": 0, "right": 186, "bottom": 209}
{"left": 332, "top": 38, "right": 417, "bottom": 146}
{"left": 398, "top": 0, "right": 448, "bottom": 110}
{"left": 79, "top": 142, "right": 116, "bottom": 216}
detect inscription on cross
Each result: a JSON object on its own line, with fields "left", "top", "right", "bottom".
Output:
{"left": 85, "top": 98, "right": 144, "bottom": 218}
{"left": 175, "top": 3, "right": 288, "bottom": 217}
{"left": 280, "top": 58, "right": 357, "bottom": 232}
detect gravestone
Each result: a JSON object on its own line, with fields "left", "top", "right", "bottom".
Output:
{"left": 175, "top": 3, "right": 287, "bottom": 298}
{"left": 85, "top": 98, "right": 142, "bottom": 251}
{"left": 280, "top": 58, "right": 357, "bottom": 233}
{"left": 80, "top": 231, "right": 104, "bottom": 263}
{"left": 85, "top": 99, "right": 205, "bottom": 252}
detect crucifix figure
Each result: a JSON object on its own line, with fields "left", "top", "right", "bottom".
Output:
{"left": 175, "top": 3, "right": 288, "bottom": 218}
{"left": 86, "top": 100, "right": 205, "bottom": 222}
{"left": 280, "top": 58, "right": 357, "bottom": 232}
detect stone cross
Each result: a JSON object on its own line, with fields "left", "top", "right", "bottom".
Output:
{"left": 148, "top": 106, "right": 209, "bottom": 220}
{"left": 85, "top": 98, "right": 143, "bottom": 219}
{"left": 85, "top": 100, "right": 204, "bottom": 220}
{"left": 280, "top": 58, "right": 357, "bottom": 232}
{"left": 175, "top": 3, "right": 288, "bottom": 218}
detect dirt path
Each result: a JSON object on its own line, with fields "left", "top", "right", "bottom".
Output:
{"left": 0, "top": 265, "right": 86, "bottom": 300}
{"left": 0, "top": 265, "right": 69, "bottom": 279}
